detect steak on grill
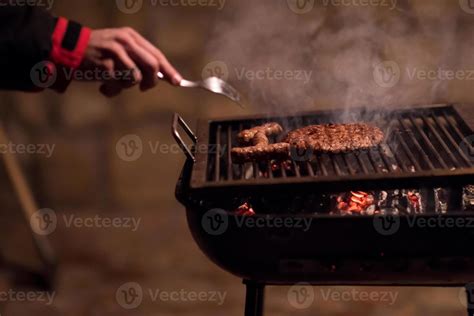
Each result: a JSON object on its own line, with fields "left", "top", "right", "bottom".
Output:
{"left": 284, "top": 123, "right": 385, "bottom": 153}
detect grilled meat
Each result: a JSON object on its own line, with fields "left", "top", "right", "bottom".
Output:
{"left": 231, "top": 143, "right": 290, "bottom": 163}
{"left": 237, "top": 123, "right": 283, "bottom": 144}
{"left": 231, "top": 122, "right": 384, "bottom": 163}
{"left": 284, "top": 123, "right": 384, "bottom": 153}
{"left": 232, "top": 122, "right": 289, "bottom": 163}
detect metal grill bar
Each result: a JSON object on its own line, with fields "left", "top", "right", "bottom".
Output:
{"left": 421, "top": 116, "right": 462, "bottom": 168}
{"left": 408, "top": 115, "right": 448, "bottom": 169}
{"left": 443, "top": 111, "right": 469, "bottom": 142}
{"left": 355, "top": 153, "right": 369, "bottom": 174}
{"left": 215, "top": 125, "right": 221, "bottom": 181}
{"left": 398, "top": 118, "right": 435, "bottom": 169}
{"left": 227, "top": 125, "right": 233, "bottom": 180}
{"left": 386, "top": 143, "right": 408, "bottom": 172}
{"left": 306, "top": 161, "right": 315, "bottom": 176}
{"left": 396, "top": 132, "right": 423, "bottom": 171}
{"left": 197, "top": 105, "right": 473, "bottom": 192}
{"left": 343, "top": 154, "right": 356, "bottom": 175}
{"left": 432, "top": 113, "right": 472, "bottom": 166}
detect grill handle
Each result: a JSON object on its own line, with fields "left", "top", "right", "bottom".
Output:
{"left": 172, "top": 113, "right": 197, "bottom": 162}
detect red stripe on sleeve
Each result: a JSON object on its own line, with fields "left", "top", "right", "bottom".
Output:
{"left": 50, "top": 17, "right": 91, "bottom": 69}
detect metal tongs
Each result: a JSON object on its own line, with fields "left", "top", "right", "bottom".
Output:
{"left": 157, "top": 72, "right": 244, "bottom": 108}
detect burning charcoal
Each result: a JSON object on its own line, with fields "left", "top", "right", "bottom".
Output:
{"left": 463, "top": 185, "right": 474, "bottom": 212}
{"left": 403, "top": 190, "right": 423, "bottom": 214}
{"left": 434, "top": 188, "right": 449, "bottom": 214}
{"left": 377, "top": 190, "right": 401, "bottom": 215}
{"left": 333, "top": 191, "right": 377, "bottom": 215}
{"left": 235, "top": 202, "right": 256, "bottom": 216}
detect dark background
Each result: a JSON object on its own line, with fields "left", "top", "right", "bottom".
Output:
{"left": 0, "top": 0, "right": 472, "bottom": 315}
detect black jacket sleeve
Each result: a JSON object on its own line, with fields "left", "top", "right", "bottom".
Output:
{"left": 0, "top": 6, "right": 56, "bottom": 91}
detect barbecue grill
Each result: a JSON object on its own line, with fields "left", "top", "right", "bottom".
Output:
{"left": 173, "top": 104, "right": 474, "bottom": 316}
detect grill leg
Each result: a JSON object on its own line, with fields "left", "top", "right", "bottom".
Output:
{"left": 467, "top": 284, "right": 474, "bottom": 316}
{"left": 244, "top": 280, "right": 265, "bottom": 316}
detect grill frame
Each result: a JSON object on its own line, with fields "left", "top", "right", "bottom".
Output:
{"left": 174, "top": 104, "right": 474, "bottom": 314}
{"left": 187, "top": 104, "right": 474, "bottom": 201}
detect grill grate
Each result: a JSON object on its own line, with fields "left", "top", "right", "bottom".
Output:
{"left": 190, "top": 105, "right": 473, "bottom": 195}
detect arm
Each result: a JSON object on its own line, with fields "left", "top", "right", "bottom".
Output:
{"left": 0, "top": 6, "right": 182, "bottom": 95}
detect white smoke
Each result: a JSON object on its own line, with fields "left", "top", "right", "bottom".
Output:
{"left": 206, "top": 0, "right": 464, "bottom": 119}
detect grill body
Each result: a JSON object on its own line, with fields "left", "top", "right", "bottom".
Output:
{"left": 174, "top": 104, "right": 474, "bottom": 285}
{"left": 178, "top": 163, "right": 474, "bottom": 286}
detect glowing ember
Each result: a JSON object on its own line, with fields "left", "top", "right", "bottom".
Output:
{"left": 235, "top": 202, "right": 256, "bottom": 216}
{"left": 270, "top": 160, "right": 292, "bottom": 172}
{"left": 406, "top": 190, "right": 422, "bottom": 214}
{"left": 335, "top": 191, "right": 376, "bottom": 215}
{"left": 333, "top": 189, "right": 427, "bottom": 215}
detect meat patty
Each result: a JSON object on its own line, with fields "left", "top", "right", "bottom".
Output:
{"left": 283, "top": 123, "right": 384, "bottom": 153}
